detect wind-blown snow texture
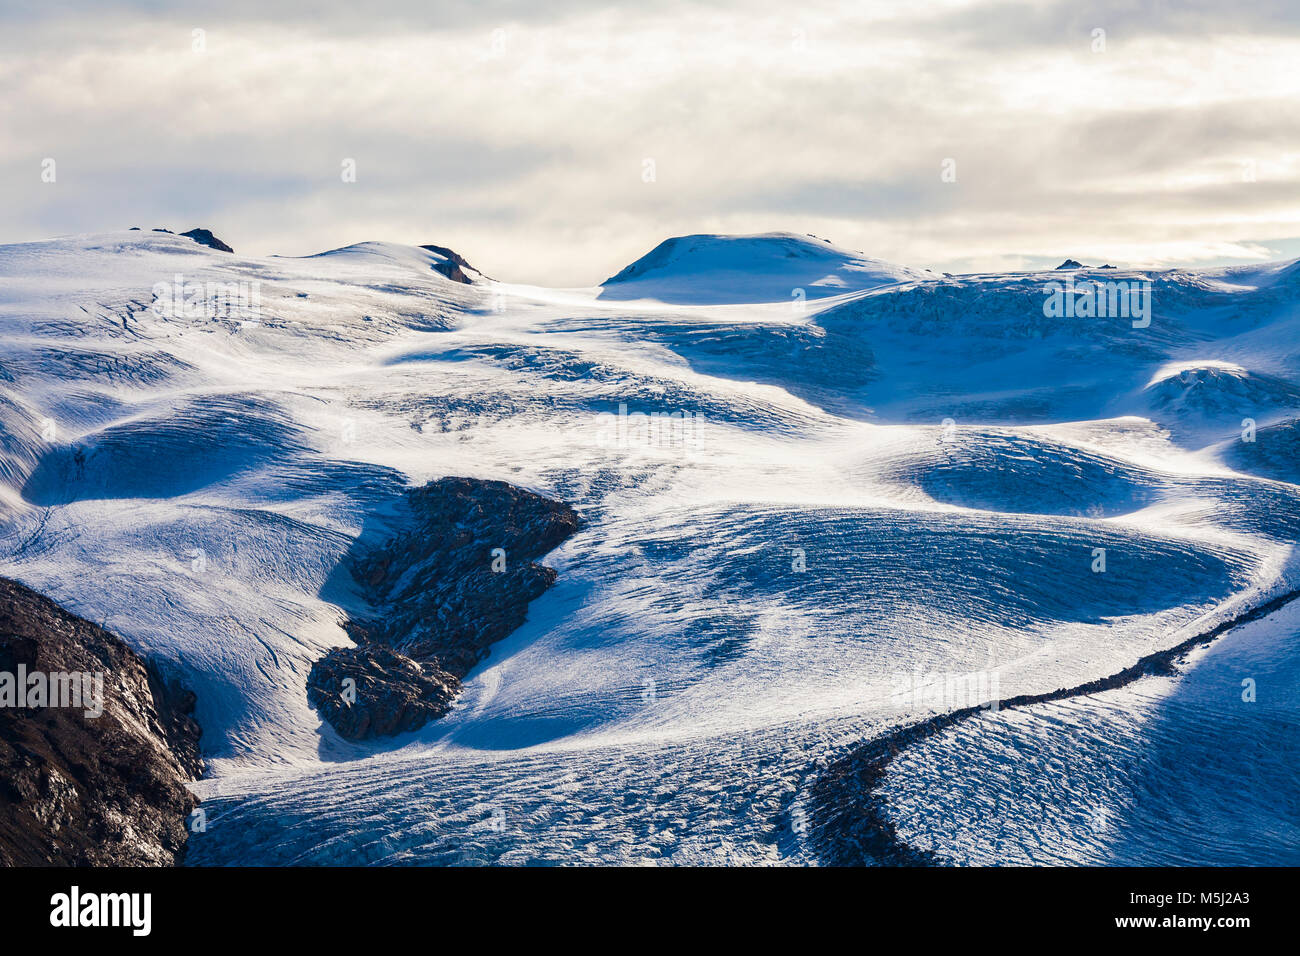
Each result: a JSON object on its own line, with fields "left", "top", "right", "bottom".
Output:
{"left": 1, "top": 229, "right": 1297, "bottom": 865}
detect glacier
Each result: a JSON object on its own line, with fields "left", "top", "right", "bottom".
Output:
{"left": 0, "top": 228, "right": 1296, "bottom": 865}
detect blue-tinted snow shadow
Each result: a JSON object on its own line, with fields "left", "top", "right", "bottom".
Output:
{"left": 1093, "top": 608, "right": 1300, "bottom": 866}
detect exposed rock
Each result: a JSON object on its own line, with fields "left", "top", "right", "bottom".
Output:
{"left": 146, "top": 660, "right": 204, "bottom": 780}
{"left": 308, "top": 644, "right": 460, "bottom": 740}
{"left": 180, "top": 228, "right": 234, "bottom": 253}
{"left": 307, "top": 477, "right": 580, "bottom": 740}
{"left": 353, "top": 477, "right": 578, "bottom": 670}
{"left": 0, "top": 577, "right": 201, "bottom": 866}
{"left": 420, "top": 244, "right": 485, "bottom": 283}
{"left": 1055, "top": 258, "right": 1084, "bottom": 270}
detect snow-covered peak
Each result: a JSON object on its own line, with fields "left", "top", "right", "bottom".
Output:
{"left": 293, "top": 241, "right": 484, "bottom": 283}
{"left": 599, "top": 231, "right": 925, "bottom": 305}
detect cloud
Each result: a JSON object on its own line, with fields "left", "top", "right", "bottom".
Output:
{"left": 3, "top": 0, "right": 1300, "bottom": 283}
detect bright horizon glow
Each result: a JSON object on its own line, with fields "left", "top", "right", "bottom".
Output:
{"left": 4, "top": 0, "right": 1300, "bottom": 285}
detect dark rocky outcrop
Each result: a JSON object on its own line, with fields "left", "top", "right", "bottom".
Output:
{"left": 308, "top": 477, "right": 580, "bottom": 740}
{"left": 307, "top": 644, "right": 460, "bottom": 740}
{"left": 1055, "top": 259, "right": 1084, "bottom": 270}
{"left": 0, "top": 577, "right": 202, "bottom": 866}
{"left": 180, "top": 228, "right": 234, "bottom": 253}
{"left": 146, "top": 660, "right": 204, "bottom": 780}
{"left": 420, "top": 244, "right": 484, "bottom": 283}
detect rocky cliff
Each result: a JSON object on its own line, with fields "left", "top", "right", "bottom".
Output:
{"left": 308, "top": 477, "right": 580, "bottom": 740}
{"left": 0, "top": 577, "right": 202, "bottom": 866}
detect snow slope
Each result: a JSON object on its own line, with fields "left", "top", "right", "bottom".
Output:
{"left": 598, "top": 232, "right": 926, "bottom": 304}
{"left": 879, "top": 599, "right": 1300, "bottom": 866}
{"left": 0, "top": 229, "right": 1297, "bottom": 865}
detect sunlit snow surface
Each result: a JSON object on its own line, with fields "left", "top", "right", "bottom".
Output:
{"left": 1, "top": 231, "right": 1298, "bottom": 865}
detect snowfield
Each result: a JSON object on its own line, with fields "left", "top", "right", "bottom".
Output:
{"left": 1, "top": 229, "right": 1297, "bottom": 865}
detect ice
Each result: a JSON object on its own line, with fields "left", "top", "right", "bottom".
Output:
{"left": 1, "top": 228, "right": 1296, "bottom": 863}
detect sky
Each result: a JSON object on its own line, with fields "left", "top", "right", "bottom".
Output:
{"left": 3, "top": 0, "right": 1300, "bottom": 285}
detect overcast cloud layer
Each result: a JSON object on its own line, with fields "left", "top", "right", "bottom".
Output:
{"left": 4, "top": 0, "right": 1300, "bottom": 284}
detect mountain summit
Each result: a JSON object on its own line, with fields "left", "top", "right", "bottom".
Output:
{"left": 599, "top": 232, "right": 923, "bottom": 305}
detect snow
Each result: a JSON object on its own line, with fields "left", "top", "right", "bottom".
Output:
{"left": 880, "top": 599, "right": 1300, "bottom": 866}
{"left": 598, "top": 231, "right": 926, "bottom": 304}
{"left": 1, "top": 228, "right": 1297, "bottom": 864}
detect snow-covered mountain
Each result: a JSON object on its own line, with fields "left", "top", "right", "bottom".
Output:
{"left": 599, "top": 231, "right": 926, "bottom": 304}
{"left": 1, "top": 228, "right": 1297, "bottom": 865}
